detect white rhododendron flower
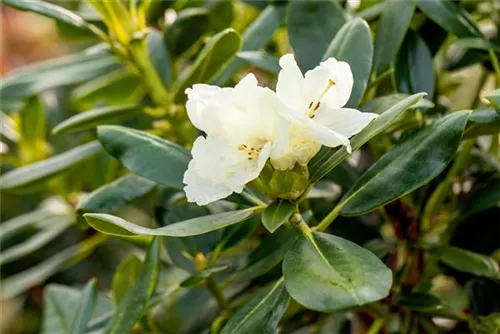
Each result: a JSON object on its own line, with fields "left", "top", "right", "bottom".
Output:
{"left": 271, "top": 53, "right": 378, "bottom": 170}
{"left": 183, "top": 74, "right": 287, "bottom": 205}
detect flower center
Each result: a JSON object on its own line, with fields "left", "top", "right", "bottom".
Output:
{"left": 306, "top": 79, "right": 336, "bottom": 119}
{"left": 238, "top": 144, "right": 262, "bottom": 160}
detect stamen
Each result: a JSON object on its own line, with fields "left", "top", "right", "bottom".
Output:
{"left": 306, "top": 79, "right": 336, "bottom": 118}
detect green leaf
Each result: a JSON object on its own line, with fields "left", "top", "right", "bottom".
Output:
{"left": 462, "top": 178, "right": 500, "bottom": 215}
{"left": 372, "top": 1, "right": 415, "bottom": 75}
{"left": 416, "top": 0, "right": 482, "bottom": 38}
{"left": 308, "top": 93, "right": 426, "bottom": 185}
{"left": 399, "top": 292, "right": 442, "bottom": 312}
{"left": 84, "top": 209, "right": 254, "bottom": 237}
{"left": 180, "top": 265, "right": 229, "bottom": 287}
{"left": 0, "top": 210, "right": 55, "bottom": 242}
{"left": 0, "top": 141, "right": 103, "bottom": 193}
{"left": 485, "top": 89, "right": 500, "bottom": 108}
{"left": 52, "top": 105, "right": 142, "bottom": 135}
{"left": 262, "top": 200, "right": 295, "bottom": 233}
{"left": 19, "top": 95, "right": 45, "bottom": 144}
{"left": 112, "top": 255, "right": 142, "bottom": 306}
{"left": 283, "top": 232, "right": 392, "bottom": 312}
{"left": 360, "top": 94, "right": 434, "bottom": 115}
{"left": 173, "top": 28, "right": 241, "bottom": 103}
{"left": 70, "top": 279, "right": 98, "bottom": 334}
{"left": 1, "top": 234, "right": 106, "bottom": 300}
{"left": 288, "top": 0, "right": 347, "bottom": 71}
{"left": 105, "top": 237, "right": 160, "bottom": 334}
{"left": 0, "top": 214, "right": 72, "bottom": 265}
{"left": 438, "top": 246, "right": 500, "bottom": 279}
{"left": 97, "top": 126, "right": 190, "bottom": 189}
{"left": 209, "top": 0, "right": 233, "bottom": 33}
{"left": 2, "top": 0, "right": 102, "bottom": 35}
{"left": 1, "top": 50, "right": 120, "bottom": 111}
{"left": 464, "top": 108, "right": 500, "bottom": 138}
{"left": 165, "top": 8, "right": 211, "bottom": 57}
{"left": 147, "top": 29, "right": 172, "bottom": 87}
{"left": 395, "top": 30, "right": 435, "bottom": 99}
{"left": 237, "top": 51, "right": 280, "bottom": 74}
{"left": 323, "top": 18, "right": 373, "bottom": 108}
{"left": 214, "top": 5, "right": 285, "bottom": 85}
{"left": 340, "top": 111, "right": 470, "bottom": 216}
{"left": 77, "top": 174, "right": 156, "bottom": 214}
{"left": 221, "top": 279, "right": 290, "bottom": 334}
{"left": 453, "top": 38, "right": 500, "bottom": 52}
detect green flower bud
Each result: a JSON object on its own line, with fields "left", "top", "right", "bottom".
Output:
{"left": 251, "top": 162, "right": 309, "bottom": 200}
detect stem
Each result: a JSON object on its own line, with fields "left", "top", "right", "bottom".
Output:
{"left": 367, "top": 318, "right": 385, "bottom": 334}
{"left": 206, "top": 277, "right": 231, "bottom": 311}
{"left": 290, "top": 213, "right": 313, "bottom": 238}
{"left": 313, "top": 201, "right": 345, "bottom": 232}
{"left": 421, "top": 139, "right": 475, "bottom": 231}
{"left": 489, "top": 49, "right": 500, "bottom": 87}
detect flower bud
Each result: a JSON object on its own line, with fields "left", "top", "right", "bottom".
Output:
{"left": 252, "top": 162, "right": 309, "bottom": 200}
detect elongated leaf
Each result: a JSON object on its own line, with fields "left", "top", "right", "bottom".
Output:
{"left": 340, "top": 111, "right": 470, "bottom": 215}
{"left": 323, "top": 18, "right": 372, "bottom": 108}
{"left": 105, "top": 237, "right": 160, "bottom": 334}
{"left": 399, "top": 292, "right": 442, "bottom": 311}
{"left": 52, "top": 105, "right": 142, "bottom": 135}
{"left": 165, "top": 8, "right": 211, "bottom": 57}
{"left": 0, "top": 210, "right": 55, "bottom": 242}
{"left": 147, "top": 29, "right": 172, "bottom": 87}
{"left": 173, "top": 28, "right": 241, "bottom": 103}
{"left": 464, "top": 108, "right": 500, "bottom": 138}
{"left": 85, "top": 209, "right": 254, "bottom": 237}
{"left": 20, "top": 95, "right": 45, "bottom": 144}
{"left": 360, "top": 94, "right": 434, "bottom": 115}
{"left": 283, "top": 232, "right": 392, "bottom": 311}
{"left": 0, "top": 215, "right": 72, "bottom": 265}
{"left": 97, "top": 126, "right": 190, "bottom": 189}
{"left": 462, "top": 179, "right": 500, "bottom": 215}
{"left": 70, "top": 279, "right": 98, "bottom": 334}
{"left": 237, "top": 51, "right": 280, "bottom": 74}
{"left": 453, "top": 38, "right": 500, "bottom": 52}
{"left": 77, "top": 174, "right": 156, "bottom": 214}
{"left": 372, "top": 1, "right": 415, "bottom": 74}
{"left": 0, "top": 141, "right": 103, "bottom": 192}
{"left": 180, "top": 265, "right": 229, "bottom": 287}
{"left": 262, "top": 200, "right": 295, "bottom": 233}
{"left": 438, "top": 246, "right": 500, "bottom": 279}
{"left": 416, "top": 0, "right": 482, "bottom": 38}
{"left": 221, "top": 279, "right": 290, "bottom": 334}
{"left": 309, "top": 93, "right": 426, "bottom": 185}
{"left": 485, "top": 89, "right": 500, "bottom": 108}
{"left": 112, "top": 255, "right": 142, "bottom": 305}
{"left": 288, "top": 0, "right": 347, "bottom": 71}
{"left": 0, "top": 234, "right": 106, "bottom": 300}
{"left": 215, "top": 5, "right": 285, "bottom": 85}
{"left": 395, "top": 30, "right": 435, "bottom": 98}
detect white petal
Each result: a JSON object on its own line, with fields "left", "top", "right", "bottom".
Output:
{"left": 314, "top": 107, "right": 378, "bottom": 138}
{"left": 276, "top": 54, "right": 309, "bottom": 111}
{"left": 235, "top": 72, "right": 259, "bottom": 89}
{"left": 185, "top": 84, "right": 222, "bottom": 131}
{"left": 183, "top": 160, "right": 233, "bottom": 206}
{"left": 304, "top": 57, "right": 354, "bottom": 109}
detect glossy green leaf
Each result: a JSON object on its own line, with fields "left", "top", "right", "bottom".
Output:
{"left": 180, "top": 265, "right": 229, "bottom": 287}
{"left": 237, "top": 51, "right": 280, "bottom": 74}
{"left": 105, "top": 237, "right": 160, "bottom": 334}
{"left": 323, "top": 18, "right": 373, "bottom": 108}
{"left": 262, "top": 200, "right": 295, "bottom": 233}
{"left": 464, "top": 108, "right": 500, "bottom": 138}
{"left": 360, "top": 94, "right": 434, "bottom": 115}
{"left": 173, "top": 28, "right": 241, "bottom": 103}
{"left": 0, "top": 210, "right": 55, "bottom": 242}
{"left": 438, "top": 246, "right": 500, "bottom": 279}
{"left": 453, "top": 38, "right": 500, "bottom": 52}
{"left": 215, "top": 5, "right": 285, "bottom": 85}
{"left": 0, "top": 141, "right": 103, "bottom": 193}
{"left": 19, "top": 95, "right": 45, "bottom": 144}
{"left": 1, "top": 50, "right": 120, "bottom": 111}
{"left": 340, "top": 111, "right": 470, "bottom": 215}
{"left": 283, "top": 232, "right": 392, "bottom": 311}
{"left": 77, "top": 174, "right": 156, "bottom": 214}
{"left": 485, "top": 89, "right": 500, "bottom": 108}
{"left": 462, "top": 179, "right": 500, "bottom": 215}
{"left": 308, "top": 93, "right": 426, "bottom": 185}
{"left": 52, "top": 105, "right": 142, "bottom": 135}
{"left": 112, "top": 255, "right": 142, "bottom": 305}
{"left": 147, "top": 29, "right": 172, "bottom": 87}
{"left": 221, "top": 279, "right": 290, "bottom": 334}
{"left": 288, "top": 0, "right": 347, "bottom": 71}
{"left": 0, "top": 214, "right": 72, "bottom": 265}
{"left": 395, "top": 30, "right": 435, "bottom": 98}
{"left": 372, "top": 1, "right": 415, "bottom": 75}
{"left": 209, "top": 0, "right": 233, "bottom": 33}
{"left": 416, "top": 0, "right": 482, "bottom": 38}
{"left": 84, "top": 209, "right": 254, "bottom": 237}
{"left": 70, "top": 279, "right": 98, "bottom": 334}
{"left": 0, "top": 234, "right": 106, "bottom": 300}
{"left": 399, "top": 292, "right": 442, "bottom": 311}
{"left": 97, "top": 126, "right": 190, "bottom": 189}
{"left": 165, "top": 8, "right": 211, "bottom": 57}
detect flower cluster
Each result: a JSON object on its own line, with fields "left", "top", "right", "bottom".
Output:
{"left": 183, "top": 54, "right": 378, "bottom": 205}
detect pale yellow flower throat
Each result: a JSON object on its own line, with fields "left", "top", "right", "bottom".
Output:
{"left": 306, "top": 79, "right": 336, "bottom": 119}
{"left": 238, "top": 144, "right": 262, "bottom": 160}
